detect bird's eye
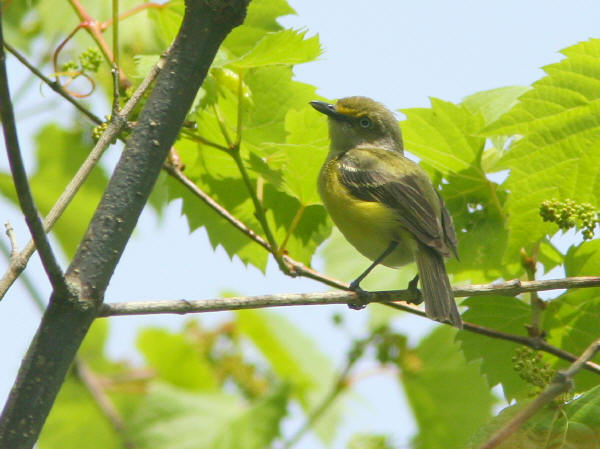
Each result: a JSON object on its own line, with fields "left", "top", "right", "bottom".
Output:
{"left": 358, "top": 116, "right": 372, "bottom": 128}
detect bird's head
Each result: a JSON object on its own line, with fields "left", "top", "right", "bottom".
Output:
{"left": 310, "top": 96, "right": 403, "bottom": 155}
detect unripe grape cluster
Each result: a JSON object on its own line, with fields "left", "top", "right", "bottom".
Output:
{"left": 92, "top": 121, "right": 109, "bottom": 141}
{"left": 512, "top": 347, "right": 553, "bottom": 394}
{"left": 61, "top": 48, "right": 102, "bottom": 74}
{"left": 540, "top": 198, "right": 599, "bottom": 240}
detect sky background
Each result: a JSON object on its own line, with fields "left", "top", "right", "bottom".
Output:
{"left": 2, "top": 1, "right": 600, "bottom": 448}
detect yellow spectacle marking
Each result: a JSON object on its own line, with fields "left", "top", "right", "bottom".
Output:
{"left": 335, "top": 104, "right": 360, "bottom": 117}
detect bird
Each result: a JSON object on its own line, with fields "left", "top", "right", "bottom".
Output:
{"left": 310, "top": 96, "right": 462, "bottom": 328}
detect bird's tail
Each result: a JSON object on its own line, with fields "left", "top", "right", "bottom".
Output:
{"left": 415, "top": 245, "right": 462, "bottom": 328}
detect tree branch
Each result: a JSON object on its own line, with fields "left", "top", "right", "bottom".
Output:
{"left": 0, "top": 46, "right": 167, "bottom": 302}
{"left": 99, "top": 276, "right": 600, "bottom": 317}
{"left": 98, "top": 276, "right": 600, "bottom": 375}
{"left": 0, "top": 14, "right": 68, "bottom": 297}
{"left": 0, "top": 2, "right": 249, "bottom": 447}
{"left": 478, "top": 337, "right": 600, "bottom": 449}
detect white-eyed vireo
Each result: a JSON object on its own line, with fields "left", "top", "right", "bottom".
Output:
{"left": 311, "top": 96, "right": 462, "bottom": 328}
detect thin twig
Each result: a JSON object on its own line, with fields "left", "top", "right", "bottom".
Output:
{"left": 0, "top": 21, "right": 68, "bottom": 296}
{"left": 0, "top": 238, "right": 46, "bottom": 311}
{"left": 478, "top": 337, "right": 600, "bottom": 449}
{"left": 4, "top": 221, "right": 18, "bottom": 258}
{"left": 74, "top": 359, "right": 138, "bottom": 449}
{"left": 3, "top": 42, "right": 103, "bottom": 124}
{"left": 163, "top": 163, "right": 271, "bottom": 251}
{"left": 98, "top": 278, "right": 600, "bottom": 375}
{"left": 164, "top": 163, "right": 347, "bottom": 290}
{"left": 0, "top": 47, "right": 168, "bottom": 301}
{"left": 100, "top": 276, "right": 600, "bottom": 317}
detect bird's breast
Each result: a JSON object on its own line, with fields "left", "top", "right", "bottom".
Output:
{"left": 318, "top": 159, "right": 416, "bottom": 267}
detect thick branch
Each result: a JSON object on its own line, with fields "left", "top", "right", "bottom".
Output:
{"left": 0, "top": 46, "right": 167, "bottom": 302}
{"left": 478, "top": 337, "right": 600, "bottom": 449}
{"left": 0, "top": 11, "right": 68, "bottom": 296}
{"left": 0, "top": 2, "right": 248, "bottom": 447}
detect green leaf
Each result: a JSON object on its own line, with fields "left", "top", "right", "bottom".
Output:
{"left": 39, "top": 377, "right": 122, "bottom": 449}
{"left": 467, "top": 386, "right": 600, "bottom": 449}
{"left": 241, "top": 0, "right": 295, "bottom": 30}
{"left": 129, "top": 383, "right": 288, "bottom": 449}
{"left": 537, "top": 238, "right": 564, "bottom": 274}
{"left": 166, "top": 140, "right": 269, "bottom": 271}
{"left": 40, "top": 322, "right": 141, "bottom": 449}
{"left": 402, "top": 98, "right": 486, "bottom": 174}
{"left": 265, "top": 187, "right": 331, "bottom": 266}
{"left": 279, "top": 104, "right": 329, "bottom": 205}
{"left": 235, "top": 309, "right": 342, "bottom": 443}
{"left": 0, "top": 124, "right": 108, "bottom": 259}
{"left": 77, "top": 320, "right": 114, "bottom": 373}
{"left": 147, "top": 0, "right": 184, "bottom": 47}
{"left": 172, "top": 67, "right": 324, "bottom": 270}
{"left": 402, "top": 326, "right": 495, "bottom": 449}
{"left": 564, "top": 238, "right": 600, "bottom": 276}
{"left": 230, "top": 29, "right": 321, "bottom": 68}
{"left": 223, "top": 0, "right": 295, "bottom": 56}
{"left": 462, "top": 86, "right": 530, "bottom": 126}
{"left": 137, "top": 327, "right": 219, "bottom": 391}
{"left": 457, "top": 296, "right": 532, "bottom": 401}
{"left": 484, "top": 39, "right": 600, "bottom": 258}
{"left": 543, "top": 240, "right": 600, "bottom": 391}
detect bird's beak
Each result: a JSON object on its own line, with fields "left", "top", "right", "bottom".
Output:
{"left": 310, "top": 100, "right": 341, "bottom": 119}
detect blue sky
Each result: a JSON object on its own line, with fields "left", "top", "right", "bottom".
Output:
{"left": 1, "top": 1, "right": 600, "bottom": 447}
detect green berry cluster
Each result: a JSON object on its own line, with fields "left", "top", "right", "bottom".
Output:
{"left": 512, "top": 347, "right": 553, "bottom": 394}
{"left": 61, "top": 60, "right": 79, "bottom": 73}
{"left": 79, "top": 48, "right": 102, "bottom": 73}
{"left": 92, "top": 116, "right": 110, "bottom": 141}
{"left": 61, "top": 48, "right": 102, "bottom": 74}
{"left": 540, "top": 198, "right": 599, "bottom": 240}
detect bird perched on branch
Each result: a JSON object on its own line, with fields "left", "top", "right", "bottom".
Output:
{"left": 311, "top": 96, "right": 462, "bottom": 328}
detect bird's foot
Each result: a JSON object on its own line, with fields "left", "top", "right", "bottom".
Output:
{"left": 406, "top": 275, "right": 423, "bottom": 305}
{"left": 348, "top": 281, "right": 372, "bottom": 310}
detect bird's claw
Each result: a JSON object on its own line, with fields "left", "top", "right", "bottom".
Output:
{"left": 406, "top": 275, "right": 423, "bottom": 305}
{"left": 348, "top": 281, "right": 372, "bottom": 310}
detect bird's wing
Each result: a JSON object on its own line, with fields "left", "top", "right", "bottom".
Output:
{"left": 337, "top": 147, "right": 452, "bottom": 256}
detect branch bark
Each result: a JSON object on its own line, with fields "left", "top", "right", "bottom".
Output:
{"left": 0, "top": 2, "right": 249, "bottom": 447}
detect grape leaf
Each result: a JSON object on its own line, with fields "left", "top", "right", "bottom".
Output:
{"left": 235, "top": 309, "right": 342, "bottom": 444}
{"left": 128, "top": 382, "right": 288, "bottom": 449}
{"left": 402, "top": 326, "right": 495, "bottom": 449}
{"left": 229, "top": 29, "right": 321, "bottom": 68}
{"left": 137, "top": 327, "right": 219, "bottom": 391}
{"left": 543, "top": 239, "right": 600, "bottom": 391}
{"left": 457, "top": 296, "right": 532, "bottom": 401}
{"left": 484, "top": 38, "right": 600, "bottom": 259}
